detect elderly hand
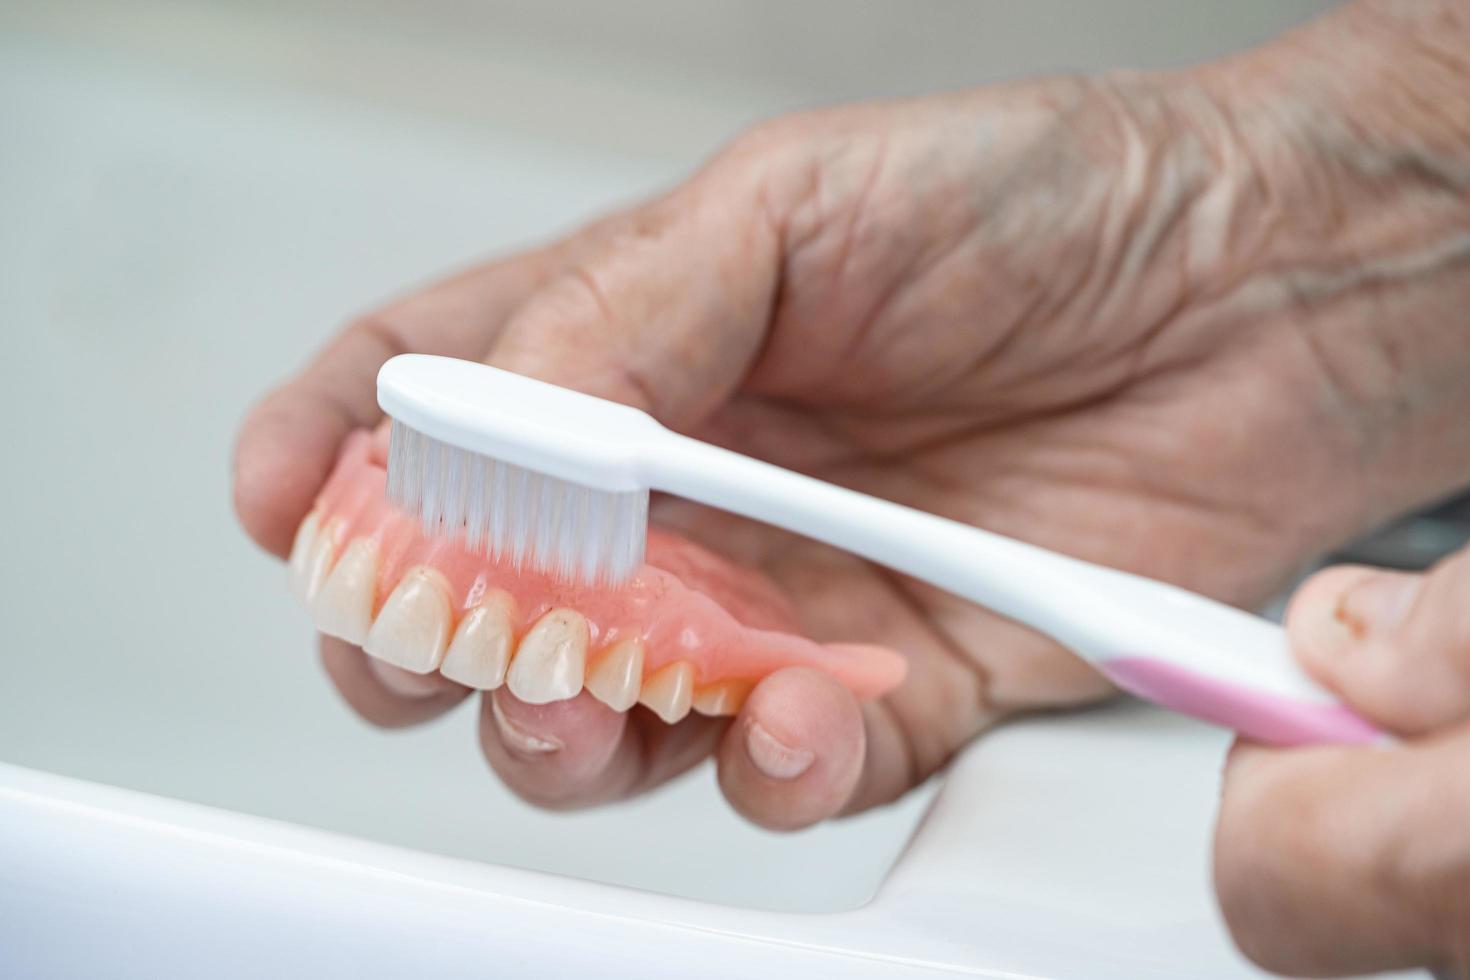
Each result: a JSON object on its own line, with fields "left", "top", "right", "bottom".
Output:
{"left": 234, "top": 0, "right": 1470, "bottom": 837}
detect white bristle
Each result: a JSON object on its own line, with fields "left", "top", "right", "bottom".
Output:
{"left": 386, "top": 419, "right": 649, "bottom": 586}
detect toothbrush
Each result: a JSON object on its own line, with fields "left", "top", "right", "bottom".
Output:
{"left": 377, "top": 353, "right": 1382, "bottom": 747}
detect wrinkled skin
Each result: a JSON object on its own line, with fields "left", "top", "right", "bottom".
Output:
{"left": 234, "top": 1, "right": 1470, "bottom": 974}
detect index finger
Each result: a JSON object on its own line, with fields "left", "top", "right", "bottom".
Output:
{"left": 1215, "top": 731, "right": 1470, "bottom": 976}
{"left": 233, "top": 248, "right": 559, "bottom": 557}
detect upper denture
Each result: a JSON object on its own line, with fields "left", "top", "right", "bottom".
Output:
{"left": 291, "top": 430, "right": 907, "bottom": 718}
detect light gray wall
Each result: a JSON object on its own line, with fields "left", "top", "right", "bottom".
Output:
{"left": 7, "top": 0, "right": 1343, "bottom": 165}
{"left": 236, "top": 0, "right": 1342, "bottom": 100}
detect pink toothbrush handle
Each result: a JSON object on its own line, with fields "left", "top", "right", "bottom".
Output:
{"left": 1099, "top": 657, "right": 1383, "bottom": 747}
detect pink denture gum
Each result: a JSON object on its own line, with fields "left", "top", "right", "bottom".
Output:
{"left": 288, "top": 430, "right": 907, "bottom": 722}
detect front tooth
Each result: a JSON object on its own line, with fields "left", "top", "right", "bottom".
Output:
{"left": 312, "top": 537, "right": 378, "bottom": 644}
{"left": 301, "top": 517, "right": 343, "bottom": 602}
{"left": 585, "top": 638, "right": 644, "bottom": 711}
{"left": 440, "top": 592, "right": 516, "bottom": 690}
{"left": 506, "top": 608, "right": 588, "bottom": 704}
{"left": 363, "top": 567, "right": 451, "bottom": 673}
{"left": 692, "top": 678, "right": 753, "bottom": 717}
{"left": 287, "top": 511, "right": 320, "bottom": 599}
{"left": 639, "top": 661, "right": 694, "bottom": 724}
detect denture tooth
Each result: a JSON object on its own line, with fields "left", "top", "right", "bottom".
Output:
{"left": 638, "top": 661, "right": 695, "bottom": 724}
{"left": 692, "top": 678, "right": 754, "bottom": 717}
{"left": 301, "top": 518, "right": 344, "bottom": 602}
{"left": 287, "top": 511, "right": 320, "bottom": 599}
{"left": 440, "top": 591, "right": 516, "bottom": 690}
{"left": 585, "top": 638, "right": 645, "bottom": 712}
{"left": 363, "top": 567, "right": 452, "bottom": 674}
{"left": 312, "top": 537, "right": 379, "bottom": 645}
{"left": 506, "top": 608, "right": 588, "bottom": 704}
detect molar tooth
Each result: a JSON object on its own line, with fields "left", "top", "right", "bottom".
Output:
{"left": 363, "top": 567, "right": 452, "bottom": 674}
{"left": 301, "top": 518, "right": 344, "bottom": 602}
{"left": 692, "top": 679, "right": 754, "bottom": 717}
{"left": 506, "top": 608, "right": 588, "bottom": 704}
{"left": 585, "top": 638, "right": 645, "bottom": 712}
{"left": 639, "top": 661, "right": 695, "bottom": 724}
{"left": 312, "top": 537, "right": 378, "bottom": 645}
{"left": 440, "top": 592, "right": 516, "bottom": 690}
{"left": 287, "top": 512, "right": 320, "bottom": 599}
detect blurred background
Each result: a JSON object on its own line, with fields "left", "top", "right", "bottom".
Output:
{"left": 3, "top": 0, "right": 1462, "bottom": 922}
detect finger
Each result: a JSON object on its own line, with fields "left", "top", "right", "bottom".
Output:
{"left": 478, "top": 688, "right": 725, "bottom": 811}
{"left": 702, "top": 564, "right": 1084, "bottom": 830}
{"left": 659, "top": 519, "right": 1102, "bottom": 821}
{"left": 1288, "top": 548, "right": 1470, "bottom": 733}
{"left": 319, "top": 635, "right": 471, "bottom": 728}
{"left": 482, "top": 171, "right": 781, "bottom": 429}
{"left": 715, "top": 667, "right": 866, "bottom": 830}
{"left": 838, "top": 607, "right": 1101, "bottom": 817}
{"left": 1215, "top": 729, "right": 1470, "bottom": 977}
{"left": 234, "top": 249, "right": 558, "bottom": 557}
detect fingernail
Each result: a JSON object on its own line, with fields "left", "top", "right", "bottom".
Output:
{"left": 744, "top": 720, "right": 814, "bottom": 780}
{"left": 491, "top": 696, "right": 562, "bottom": 754}
{"left": 1339, "top": 572, "right": 1420, "bottom": 638}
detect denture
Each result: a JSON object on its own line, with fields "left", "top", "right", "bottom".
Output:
{"left": 289, "top": 431, "right": 907, "bottom": 721}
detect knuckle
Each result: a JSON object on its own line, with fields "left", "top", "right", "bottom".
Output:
{"left": 576, "top": 202, "right": 675, "bottom": 257}
{"left": 335, "top": 311, "right": 409, "bottom": 366}
{"left": 561, "top": 261, "right": 621, "bottom": 329}
{"left": 725, "top": 112, "right": 813, "bottom": 162}
{"left": 714, "top": 114, "right": 820, "bottom": 222}
{"left": 500, "top": 264, "right": 618, "bottom": 344}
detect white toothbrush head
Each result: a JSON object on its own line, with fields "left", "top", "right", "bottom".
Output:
{"left": 378, "top": 354, "right": 658, "bottom": 586}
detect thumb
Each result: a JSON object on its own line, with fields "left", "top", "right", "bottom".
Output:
{"left": 1287, "top": 546, "right": 1470, "bottom": 735}
{"left": 485, "top": 161, "right": 784, "bottom": 430}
